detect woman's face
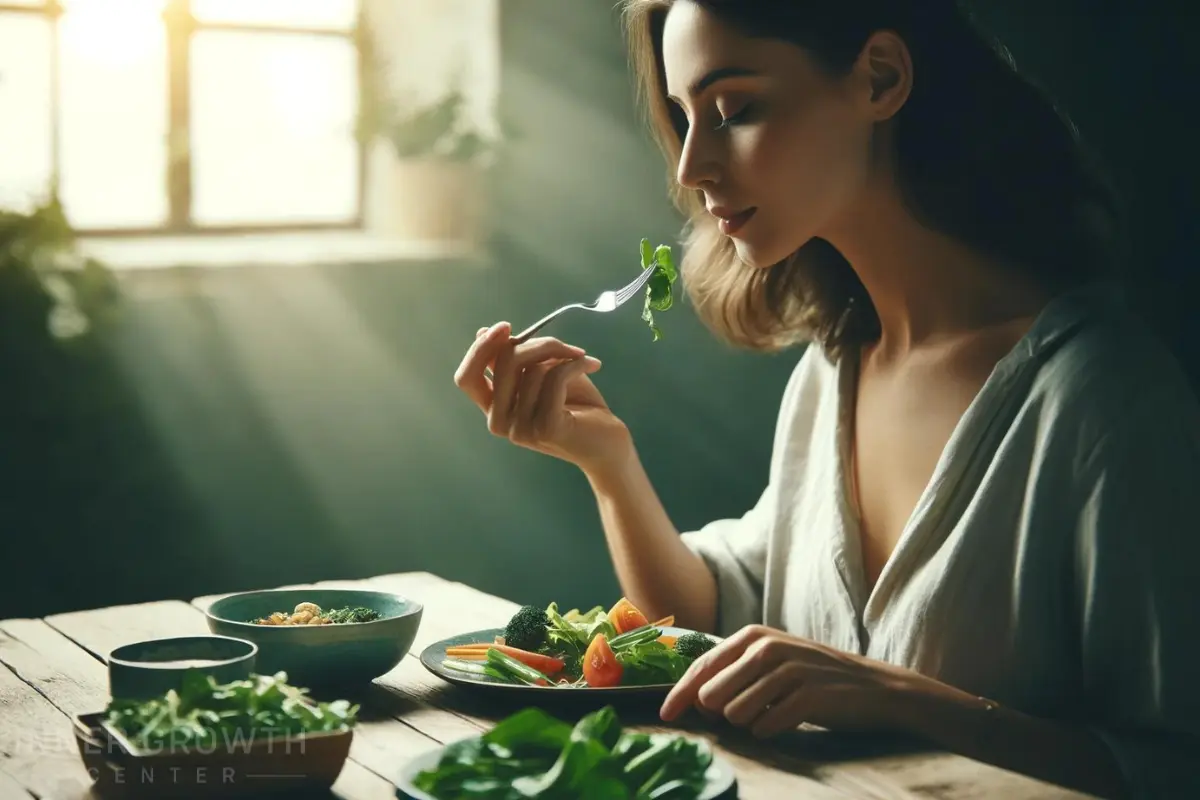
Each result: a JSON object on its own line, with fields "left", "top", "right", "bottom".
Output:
{"left": 661, "top": 2, "right": 881, "bottom": 268}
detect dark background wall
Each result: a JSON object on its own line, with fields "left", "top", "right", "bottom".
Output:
{"left": 1, "top": 1, "right": 1193, "bottom": 619}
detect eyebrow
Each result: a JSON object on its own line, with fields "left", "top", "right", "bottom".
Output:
{"left": 666, "top": 66, "right": 760, "bottom": 103}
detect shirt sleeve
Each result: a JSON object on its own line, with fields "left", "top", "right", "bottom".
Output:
{"left": 679, "top": 482, "right": 775, "bottom": 637}
{"left": 678, "top": 346, "right": 822, "bottom": 638}
{"left": 1073, "top": 379, "right": 1200, "bottom": 799}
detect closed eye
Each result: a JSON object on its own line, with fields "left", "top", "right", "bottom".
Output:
{"left": 716, "top": 101, "right": 758, "bottom": 129}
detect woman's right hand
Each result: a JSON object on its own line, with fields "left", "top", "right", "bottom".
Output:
{"left": 454, "top": 321, "right": 633, "bottom": 473}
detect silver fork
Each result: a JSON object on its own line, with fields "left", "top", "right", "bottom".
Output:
{"left": 509, "top": 264, "right": 657, "bottom": 344}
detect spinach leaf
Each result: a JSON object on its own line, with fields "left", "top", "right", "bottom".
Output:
{"left": 413, "top": 705, "right": 714, "bottom": 800}
{"left": 483, "top": 708, "right": 572, "bottom": 753}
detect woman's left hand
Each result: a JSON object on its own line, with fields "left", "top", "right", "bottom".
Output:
{"left": 660, "top": 624, "right": 916, "bottom": 738}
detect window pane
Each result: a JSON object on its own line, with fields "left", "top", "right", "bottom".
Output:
{"left": 191, "top": 31, "right": 359, "bottom": 226}
{"left": 193, "top": 0, "right": 357, "bottom": 31}
{"left": 57, "top": 2, "right": 168, "bottom": 229}
{"left": 0, "top": 13, "right": 53, "bottom": 212}
{"left": 59, "top": 0, "right": 165, "bottom": 10}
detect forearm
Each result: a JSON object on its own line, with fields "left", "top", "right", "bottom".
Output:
{"left": 584, "top": 442, "right": 718, "bottom": 633}
{"left": 887, "top": 675, "right": 1128, "bottom": 799}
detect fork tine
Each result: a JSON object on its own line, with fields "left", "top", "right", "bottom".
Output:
{"left": 510, "top": 263, "right": 660, "bottom": 345}
{"left": 616, "top": 264, "right": 657, "bottom": 304}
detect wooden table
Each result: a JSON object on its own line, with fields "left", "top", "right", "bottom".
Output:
{"left": 0, "top": 572, "right": 1094, "bottom": 799}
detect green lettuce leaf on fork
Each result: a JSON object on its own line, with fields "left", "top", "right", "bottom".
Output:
{"left": 639, "top": 238, "right": 678, "bottom": 341}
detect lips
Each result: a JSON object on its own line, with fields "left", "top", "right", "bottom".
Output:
{"left": 708, "top": 205, "right": 757, "bottom": 236}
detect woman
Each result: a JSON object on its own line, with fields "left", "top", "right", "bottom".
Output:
{"left": 454, "top": 1, "right": 1199, "bottom": 797}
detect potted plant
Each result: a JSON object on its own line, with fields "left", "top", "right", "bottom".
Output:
{"left": 0, "top": 192, "right": 119, "bottom": 346}
{"left": 357, "top": 23, "right": 499, "bottom": 246}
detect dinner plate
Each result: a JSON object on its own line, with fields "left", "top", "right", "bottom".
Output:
{"left": 419, "top": 626, "right": 707, "bottom": 696}
{"left": 394, "top": 735, "right": 738, "bottom": 799}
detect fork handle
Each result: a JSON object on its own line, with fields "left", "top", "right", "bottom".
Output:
{"left": 511, "top": 306, "right": 574, "bottom": 344}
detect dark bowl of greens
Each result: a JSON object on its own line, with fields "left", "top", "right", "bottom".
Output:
{"left": 395, "top": 705, "right": 736, "bottom": 799}
{"left": 204, "top": 588, "right": 422, "bottom": 687}
{"left": 74, "top": 671, "right": 357, "bottom": 798}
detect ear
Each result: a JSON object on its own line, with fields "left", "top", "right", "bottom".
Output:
{"left": 854, "top": 30, "right": 913, "bottom": 121}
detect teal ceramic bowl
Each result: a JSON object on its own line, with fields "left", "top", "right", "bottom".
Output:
{"left": 203, "top": 588, "right": 423, "bottom": 688}
{"left": 108, "top": 635, "right": 257, "bottom": 702}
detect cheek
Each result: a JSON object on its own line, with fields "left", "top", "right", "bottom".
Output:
{"left": 749, "top": 109, "right": 872, "bottom": 233}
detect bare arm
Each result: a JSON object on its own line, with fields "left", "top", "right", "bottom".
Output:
{"left": 888, "top": 674, "right": 1129, "bottom": 799}
{"left": 584, "top": 437, "right": 718, "bottom": 634}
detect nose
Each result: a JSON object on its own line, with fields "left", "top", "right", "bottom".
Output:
{"left": 675, "top": 128, "right": 720, "bottom": 190}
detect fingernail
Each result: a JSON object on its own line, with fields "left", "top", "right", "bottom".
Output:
{"left": 584, "top": 356, "right": 602, "bottom": 368}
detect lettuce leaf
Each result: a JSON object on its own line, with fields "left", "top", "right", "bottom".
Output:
{"left": 638, "top": 238, "right": 678, "bottom": 341}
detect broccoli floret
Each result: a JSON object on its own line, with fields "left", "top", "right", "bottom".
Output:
{"left": 503, "top": 605, "right": 550, "bottom": 652}
{"left": 674, "top": 632, "right": 717, "bottom": 660}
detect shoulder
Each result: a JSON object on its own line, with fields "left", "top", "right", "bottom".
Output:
{"left": 779, "top": 342, "right": 838, "bottom": 406}
{"left": 1037, "top": 292, "right": 1194, "bottom": 412}
{"left": 1026, "top": 284, "right": 1200, "bottom": 470}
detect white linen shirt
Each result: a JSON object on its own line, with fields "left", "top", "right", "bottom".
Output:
{"left": 679, "top": 282, "right": 1200, "bottom": 799}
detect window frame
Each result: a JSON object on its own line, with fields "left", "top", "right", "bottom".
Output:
{"left": 0, "top": 0, "right": 366, "bottom": 237}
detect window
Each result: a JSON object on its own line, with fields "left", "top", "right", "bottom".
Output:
{"left": 0, "top": 0, "right": 361, "bottom": 234}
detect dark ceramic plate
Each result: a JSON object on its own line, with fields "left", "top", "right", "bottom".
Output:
{"left": 420, "top": 626, "right": 709, "bottom": 697}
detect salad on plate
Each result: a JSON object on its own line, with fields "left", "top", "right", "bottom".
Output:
{"left": 441, "top": 597, "right": 718, "bottom": 689}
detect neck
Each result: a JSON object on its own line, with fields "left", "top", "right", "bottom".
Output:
{"left": 822, "top": 184, "right": 1052, "bottom": 358}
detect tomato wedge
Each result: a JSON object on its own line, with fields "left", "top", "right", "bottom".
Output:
{"left": 607, "top": 597, "right": 649, "bottom": 635}
{"left": 582, "top": 634, "right": 623, "bottom": 688}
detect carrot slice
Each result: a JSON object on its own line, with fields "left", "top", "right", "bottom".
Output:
{"left": 583, "top": 634, "right": 623, "bottom": 688}
{"left": 444, "top": 644, "right": 564, "bottom": 675}
{"left": 650, "top": 615, "right": 675, "bottom": 628}
{"left": 607, "top": 597, "right": 650, "bottom": 635}
{"left": 657, "top": 635, "right": 677, "bottom": 648}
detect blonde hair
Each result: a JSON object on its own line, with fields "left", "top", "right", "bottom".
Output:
{"left": 621, "top": 0, "right": 1119, "bottom": 359}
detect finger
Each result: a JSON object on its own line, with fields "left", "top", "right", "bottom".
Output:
{"left": 531, "top": 357, "right": 602, "bottom": 439}
{"left": 476, "top": 327, "right": 488, "bottom": 338}
{"left": 750, "top": 686, "right": 809, "bottom": 739}
{"left": 722, "top": 665, "right": 797, "bottom": 727}
{"left": 660, "top": 626, "right": 766, "bottom": 721}
{"left": 489, "top": 338, "right": 586, "bottom": 436}
{"left": 696, "top": 644, "right": 779, "bottom": 714}
{"left": 455, "top": 322, "right": 511, "bottom": 410}
{"left": 693, "top": 698, "right": 722, "bottom": 722}
{"left": 511, "top": 361, "right": 555, "bottom": 442}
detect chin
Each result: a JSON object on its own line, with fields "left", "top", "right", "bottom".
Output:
{"left": 730, "top": 234, "right": 800, "bottom": 270}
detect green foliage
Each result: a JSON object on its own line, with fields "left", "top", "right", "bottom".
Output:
{"left": 356, "top": 16, "right": 500, "bottom": 165}
{"left": 0, "top": 193, "right": 119, "bottom": 344}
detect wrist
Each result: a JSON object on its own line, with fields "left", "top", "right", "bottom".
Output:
{"left": 580, "top": 428, "right": 640, "bottom": 494}
{"left": 878, "top": 668, "right": 999, "bottom": 743}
